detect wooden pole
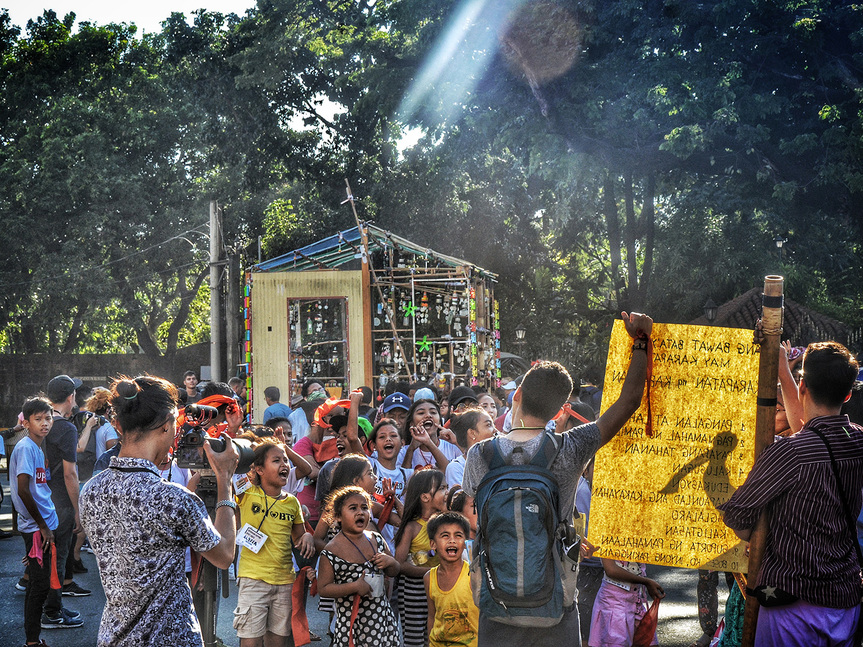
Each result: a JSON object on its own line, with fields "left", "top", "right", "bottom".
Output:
{"left": 343, "top": 179, "right": 412, "bottom": 384}
{"left": 740, "top": 275, "right": 784, "bottom": 647}
{"left": 209, "top": 200, "right": 222, "bottom": 383}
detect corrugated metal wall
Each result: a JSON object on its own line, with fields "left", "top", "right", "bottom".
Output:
{"left": 249, "top": 270, "right": 366, "bottom": 420}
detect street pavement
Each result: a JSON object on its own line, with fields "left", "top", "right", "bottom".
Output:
{"left": 0, "top": 479, "right": 721, "bottom": 647}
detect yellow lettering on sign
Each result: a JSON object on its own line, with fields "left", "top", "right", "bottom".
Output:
{"left": 589, "top": 321, "right": 758, "bottom": 573}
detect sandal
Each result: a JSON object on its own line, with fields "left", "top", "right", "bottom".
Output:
{"left": 688, "top": 633, "right": 712, "bottom": 647}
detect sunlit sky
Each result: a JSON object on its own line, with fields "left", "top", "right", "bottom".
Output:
{"left": 2, "top": 0, "right": 257, "bottom": 34}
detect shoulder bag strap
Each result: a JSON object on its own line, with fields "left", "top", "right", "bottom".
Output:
{"left": 810, "top": 428, "right": 863, "bottom": 571}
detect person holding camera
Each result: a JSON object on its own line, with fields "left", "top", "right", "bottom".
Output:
{"left": 80, "top": 375, "right": 239, "bottom": 647}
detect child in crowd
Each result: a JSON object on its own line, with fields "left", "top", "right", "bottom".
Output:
{"left": 377, "top": 392, "right": 411, "bottom": 429}
{"left": 234, "top": 442, "right": 315, "bottom": 647}
{"left": 445, "top": 408, "right": 495, "bottom": 488}
{"left": 315, "top": 454, "right": 401, "bottom": 547}
{"left": 401, "top": 399, "right": 461, "bottom": 471}
{"left": 588, "top": 558, "right": 665, "bottom": 647}
{"left": 316, "top": 391, "right": 367, "bottom": 502}
{"left": 425, "top": 511, "right": 479, "bottom": 647}
{"left": 12, "top": 397, "right": 82, "bottom": 645}
{"left": 315, "top": 453, "right": 398, "bottom": 635}
{"left": 317, "top": 486, "right": 401, "bottom": 647}
{"left": 367, "top": 418, "right": 412, "bottom": 552}
{"left": 445, "top": 486, "right": 476, "bottom": 561}
{"left": 395, "top": 469, "right": 448, "bottom": 647}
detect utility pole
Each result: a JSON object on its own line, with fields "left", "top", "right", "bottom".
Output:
{"left": 210, "top": 200, "right": 222, "bottom": 383}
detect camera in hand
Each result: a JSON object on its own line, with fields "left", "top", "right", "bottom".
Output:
{"left": 175, "top": 403, "right": 255, "bottom": 474}
{"left": 73, "top": 410, "right": 107, "bottom": 432}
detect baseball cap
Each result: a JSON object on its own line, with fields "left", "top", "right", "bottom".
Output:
{"left": 501, "top": 375, "right": 524, "bottom": 390}
{"left": 47, "top": 375, "right": 83, "bottom": 403}
{"left": 449, "top": 385, "right": 478, "bottom": 409}
{"left": 382, "top": 392, "right": 410, "bottom": 413}
{"left": 413, "top": 387, "right": 435, "bottom": 402}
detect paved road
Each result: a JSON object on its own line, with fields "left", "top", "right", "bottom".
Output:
{"left": 0, "top": 479, "right": 722, "bottom": 647}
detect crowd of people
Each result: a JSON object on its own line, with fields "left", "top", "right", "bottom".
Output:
{"left": 6, "top": 310, "right": 863, "bottom": 647}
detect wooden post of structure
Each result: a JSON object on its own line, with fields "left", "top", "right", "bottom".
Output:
{"left": 740, "top": 275, "right": 784, "bottom": 647}
{"left": 343, "top": 179, "right": 411, "bottom": 387}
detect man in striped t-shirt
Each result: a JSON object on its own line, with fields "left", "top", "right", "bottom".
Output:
{"left": 718, "top": 342, "right": 863, "bottom": 647}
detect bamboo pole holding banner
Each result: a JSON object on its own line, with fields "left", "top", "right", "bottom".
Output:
{"left": 740, "top": 275, "right": 785, "bottom": 647}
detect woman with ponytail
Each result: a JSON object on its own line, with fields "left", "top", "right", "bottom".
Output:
{"left": 80, "top": 375, "right": 240, "bottom": 647}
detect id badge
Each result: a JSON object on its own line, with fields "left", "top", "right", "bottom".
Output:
{"left": 233, "top": 473, "right": 252, "bottom": 494}
{"left": 236, "top": 523, "right": 268, "bottom": 553}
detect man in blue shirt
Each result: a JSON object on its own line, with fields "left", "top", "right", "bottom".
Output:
{"left": 11, "top": 396, "right": 84, "bottom": 641}
{"left": 262, "top": 386, "right": 293, "bottom": 423}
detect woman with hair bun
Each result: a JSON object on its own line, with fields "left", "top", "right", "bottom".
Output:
{"left": 80, "top": 375, "right": 239, "bottom": 647}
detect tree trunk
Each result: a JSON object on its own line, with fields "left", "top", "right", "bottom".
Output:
{"left": 62, "top": 301, "right": 88, "bottom": 353}
{"left": 639, "top": 174, "right": 656, "bottom": 303}
{"left": 623, "top": 171, "right": 639, "bottom": 308}
{"left": 164, "top": 267, "right": 208, "bottom": 356}
{"left": 603, "top": 171, "right": 624, "bottom": 309}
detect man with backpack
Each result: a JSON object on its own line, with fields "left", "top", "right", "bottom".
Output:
{"left": 463, "top": 311, "right": 652, "bottom": 646}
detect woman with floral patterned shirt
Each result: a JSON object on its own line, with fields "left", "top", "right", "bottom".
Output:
{"left": 80, "top": 375, "right": 239, "bottom": 647}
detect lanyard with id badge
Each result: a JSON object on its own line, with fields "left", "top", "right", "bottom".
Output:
{"left": 236, "top": 491, "right": 279, "bottom": 554}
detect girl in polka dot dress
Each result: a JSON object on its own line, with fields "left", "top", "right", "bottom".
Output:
{"left": 317, "top": 486, "right": 401, "bottom": 647}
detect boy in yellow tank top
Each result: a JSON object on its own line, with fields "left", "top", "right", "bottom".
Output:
{"left": 424, "top": 512, "right": 478, "bottom": 647}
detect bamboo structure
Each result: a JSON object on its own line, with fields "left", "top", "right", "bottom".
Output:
{"left": 242, "top": 218, "right": 499, "bottom": 416}
{"left": 740, "top": 275, "right": 784, "bottom": 647}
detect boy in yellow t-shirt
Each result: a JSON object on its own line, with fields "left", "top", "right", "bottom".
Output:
{"left": 424, "top": 512, "right": 478, "bottom": 647}
{"left": 235, "top": 442, "right": 315, "bottom": 647}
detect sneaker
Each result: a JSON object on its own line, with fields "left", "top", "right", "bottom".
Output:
{"left": 72, "top": 558, "right": 88, "bottom": 574}
{"left": 80, "top": 542, "right": 94, "bottom": 554}
{"left": 41, "top": 609, "right": 84, "bottom": 628}
{"left": 21, "top": 640, "right": 49, "bottom": 646}
{"left": 61, "top": 582, "right": 91, "bottom": 597}
{"left": 15, "top": 577, "right": 27, "bottom": 591}
{"left": 61, "top": 607, "right": 82, "bottom": 621}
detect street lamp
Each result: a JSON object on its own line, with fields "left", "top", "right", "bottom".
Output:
{"left": 774, "top": 235, "right": 787, "bottom": 262}
{"left": 514, "top": 324, "right": 527, "bottom": 355}
{"left": 703, "top": 299, "right": 717, "bottom": 324}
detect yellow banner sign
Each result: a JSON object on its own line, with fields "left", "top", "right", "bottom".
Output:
{"left": 589, "top": 321, "right": 760, "bottom": 572}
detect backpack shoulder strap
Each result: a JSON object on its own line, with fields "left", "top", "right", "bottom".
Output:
{"left": 529, "top": 430, "right": 562, "bottom": 470}
{"left": 478, "top": 437, "right": 508, "bottom": 471}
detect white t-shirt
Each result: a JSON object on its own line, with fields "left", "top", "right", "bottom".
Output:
{"left": 445, "top": 454, "right": 467, "bottom": 489}
{"left": 95, "top": 422, "right": 119, "bottom": 460}
{"left": 410, "top": 438, "right": 462, "bottom": 470}
{"left": 281, "top": 467, "right": 303, "bottom": 496}
{"left": 370, "top": 458, "right": 413, "bottom": 553}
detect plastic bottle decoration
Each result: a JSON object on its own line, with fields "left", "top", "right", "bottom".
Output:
{"left": 419, "top": 292, "right": 429, "bottom": 325}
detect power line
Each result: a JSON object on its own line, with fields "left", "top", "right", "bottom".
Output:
{"left": 0, "top": 223, "right": 210, "bottom": 290}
